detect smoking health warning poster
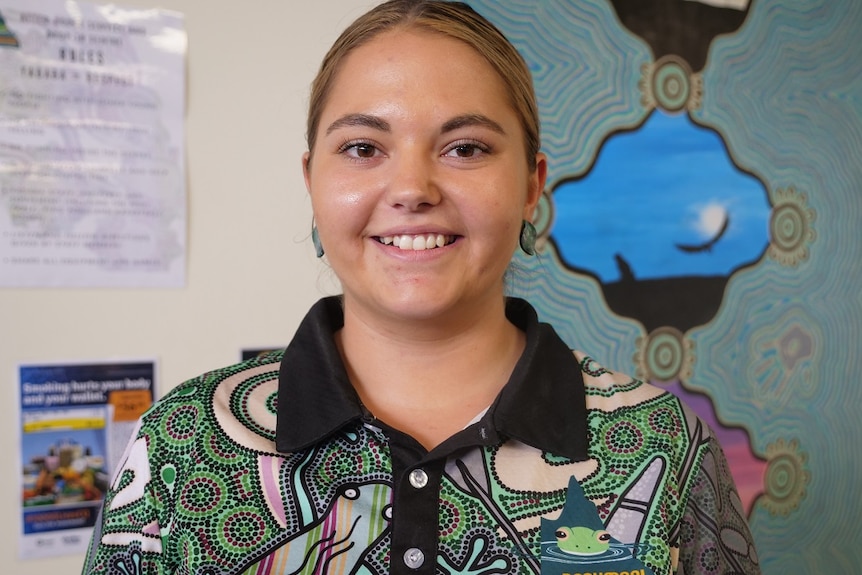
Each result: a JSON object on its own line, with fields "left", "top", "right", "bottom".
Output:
{"left": 18, "top": 360, "right": 155, "bottom": 559}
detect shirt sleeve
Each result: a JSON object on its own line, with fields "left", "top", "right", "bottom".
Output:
{"left": 81, "top": 423, "right": 173, "bottom": 575}
{"left": 676, "top": 434, "right": 761, "bottom": 575}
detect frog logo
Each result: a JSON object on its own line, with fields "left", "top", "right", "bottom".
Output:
{"left": 554, "top": 526, "right": 612, "bottom": 556}
{"left": 542, "top": 525, "right": 646, "bottom": 567}
{"left": 540, "top": 477, "right": 655, "bottom": 575}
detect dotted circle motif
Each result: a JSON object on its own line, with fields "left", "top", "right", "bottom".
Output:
{"left": 648, "top": 407, "right": 682, "bottom": 437}
{"left": 203, "top": 430, "right": 242, "bottom": 465}
{"left": 766, "top": 455, "right": 797, "bottom": 499}
{"left": 605, "top": 421, "right": 645, "bottom": 455}
{"left": 761, "top": 438, "right": 809, "bottom": 516}
{"left": 219, "top": 507, "right": 267, "bottom": 553}
{"left": 161, "top": 403, "right": 200, "bottom": 445}
{"left": 678, "top": 517, "right": 695, "bottom": 546}
{"left": 232, "top": 378, "right": 277, "bottom": 439}
{"left": 178, "top": 472, "right": 228, "bottom": 519}
{"left": 767, "top": 186, "right": 816, "bottom": 266}
{"left": 645, "top": 327, "right": 686, "bottom": 382}
{"left": 770, "top": 203, "right": 805, "bottom": 252}
{"left": 321, "top": 449, "right": 364, "bottom": 480}
{"left": 439, "top": 498, "right": 464, "bottom": 538}
{"left": 698, "top": 544, "right": 720, "bottom": 574}
{"left": 652, "top": 56, "right": 691, "bottom": 112}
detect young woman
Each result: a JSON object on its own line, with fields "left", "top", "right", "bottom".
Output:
{"left": 83, "top": 2, "right": 760, "bottom": 575}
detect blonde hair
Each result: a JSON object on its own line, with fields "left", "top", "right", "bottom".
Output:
{"left": 306, "top": 0, "right": 540, "bottom": 169}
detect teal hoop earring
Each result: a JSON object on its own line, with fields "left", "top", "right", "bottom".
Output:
{"left": 519, "top": 220, "right": 537, "bottom": 256}
{"left": 312, "top": 225, "right": 324, "bottom": 258}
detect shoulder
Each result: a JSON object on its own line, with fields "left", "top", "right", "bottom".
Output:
{"left": 139, "top": 350, "right": 284, "bottom": 455}
{"left": 574, "top": 351, "right": 666, "bottom": 409}
{"left": 575, "top": 350, "right": 715, "bottom": 448}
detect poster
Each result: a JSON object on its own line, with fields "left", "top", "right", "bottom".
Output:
{"left": 0, "top": 0, "right": 186, "bottom": 287}
{"left": 240, "top": 347, "right": 282, "bottom": 361}
{"left": 18, "top": 360, "right": 155, "bottom": 559}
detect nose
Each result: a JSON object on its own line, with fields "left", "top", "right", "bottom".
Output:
{"left": 384, "top": 148, "right": 441, "bottom": 211}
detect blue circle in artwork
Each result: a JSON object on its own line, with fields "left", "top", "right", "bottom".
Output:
{"left": 551, "top": 111, "right": 771, "bottom": 283}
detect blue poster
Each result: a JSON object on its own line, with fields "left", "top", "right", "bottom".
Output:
{"left": 18, "top": 360, "right": 154, "bottom": 559}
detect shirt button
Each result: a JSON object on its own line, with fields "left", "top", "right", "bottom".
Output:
{"left": 403, "top": 547, "right": 425, "bottom": 569}
{"left": 409, "top": 469, "right": 429, "bottom": 489}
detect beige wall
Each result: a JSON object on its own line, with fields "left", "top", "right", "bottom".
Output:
{"left": 1, "top": 1, "right": 376, "bottom": 572}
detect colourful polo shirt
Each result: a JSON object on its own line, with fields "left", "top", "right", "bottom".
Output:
{"left": 83, "top": 297, "right": 760, "bottom": 575}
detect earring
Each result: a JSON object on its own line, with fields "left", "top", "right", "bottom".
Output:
{"left": 519, "top": 220, "right": 537, "bottom": 256}
{"left": 312, "top": 225, "right": 324, "bottom": 258}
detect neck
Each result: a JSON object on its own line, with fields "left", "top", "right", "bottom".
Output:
{"left": 335, "top": 296, "right": 524, "bottom": 450}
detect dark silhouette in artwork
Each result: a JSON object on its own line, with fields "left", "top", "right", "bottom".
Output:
{"left": 608, "top": 0, "right": 751, "bottom": 72}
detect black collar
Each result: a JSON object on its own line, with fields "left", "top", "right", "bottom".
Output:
{"left": 275, "top": 297, "right": 588, "bottom": 462}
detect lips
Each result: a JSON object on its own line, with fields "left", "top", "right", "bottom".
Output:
{"left": 376, "top": 233, "right": 456, "bottom": 251}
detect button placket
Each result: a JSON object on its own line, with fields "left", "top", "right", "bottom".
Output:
{"left": 387, "top": 437, "right": 445, "bottom": 575}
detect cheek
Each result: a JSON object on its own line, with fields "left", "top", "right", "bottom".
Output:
{"left": 310, "top": 167, "right": 368, "bottom": 212}
{"left": 479, "top": 196, "right": 524, "bottom": 238}
{"left": 336, "top": 190, "right": 364, "bottom": 208}
{"left": 311, "top": 185, "right": 373, "bottom": 244}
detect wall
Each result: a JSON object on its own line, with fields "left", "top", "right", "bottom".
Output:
{"left": 1, "top": 1, "right": 374, "bottom": 573}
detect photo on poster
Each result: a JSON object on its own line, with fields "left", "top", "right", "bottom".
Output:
{"left": 18, "top": 360, "right": 155, "bottom": 559}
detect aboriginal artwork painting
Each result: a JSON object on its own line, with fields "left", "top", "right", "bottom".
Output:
{"left": 466, "top": 0, "right": 862, "bottom": 572}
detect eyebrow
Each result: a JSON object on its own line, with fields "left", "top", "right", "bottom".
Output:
{"left": 441, "top": 114, "right": 506, "bottom": 136}
{"left": 326, "top": 113, "right": 391, "bottom": 135}
{"left": 325, "top": 112, "right": 506, "bottom": 137}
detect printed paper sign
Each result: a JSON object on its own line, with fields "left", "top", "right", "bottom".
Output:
{"left": 0, "top": 0, "right": 186, "bottom": 287}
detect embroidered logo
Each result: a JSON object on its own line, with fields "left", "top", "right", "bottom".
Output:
{"left": 540, "top": 477, "right": 654, "bottom": 575}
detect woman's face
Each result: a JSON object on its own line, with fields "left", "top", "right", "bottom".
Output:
{"left": 304, "top": 28, "right": 546, "bottom": 325}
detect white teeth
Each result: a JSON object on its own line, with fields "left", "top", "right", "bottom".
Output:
{"left": 380, "top": 234, "right": 452, "bottom": 251}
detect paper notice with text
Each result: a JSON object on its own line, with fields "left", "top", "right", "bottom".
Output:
{"left": 0, "top": 0, "right": 186, "bottom": 287}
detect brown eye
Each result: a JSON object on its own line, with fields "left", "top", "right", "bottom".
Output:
{"left": 454, "top": 144, "right": 477, "bottom": 158}
{"left": 339, "top": 141, "right": 379, "bottom": 159}
{"left": 596, "top": 531, "right": 611, "bottom": 543}
{"left": 443, "top": 141, "right": 488, "bottom": 159}
{"left": 354, "top": 143, "right": 376, "bottom": 158}
{"left": 555, "top": 529, "right": 569, "bottom": 540}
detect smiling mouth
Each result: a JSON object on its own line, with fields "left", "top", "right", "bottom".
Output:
{"left": 376, "top": 234, "right": 457, "bottom": 251}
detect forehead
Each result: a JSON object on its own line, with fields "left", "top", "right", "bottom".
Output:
{"left": 321, "top": 28, "right": 514, "bottom": 121}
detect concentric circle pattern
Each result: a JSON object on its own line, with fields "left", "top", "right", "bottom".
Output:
{"left": 640, "top": 55, "right": 702, "bottom": 113}
{"left": 636, "top": 327, "right": 693, "bottom": 383}
{"left": 761, "top": 438, "right": 810, "bottom": 516}
{"left": 768, "top": 187, "right": 817, "bottom": 266}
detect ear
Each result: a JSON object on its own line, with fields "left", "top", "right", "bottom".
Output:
{"left": 302, "top": 152, "right": 312, "bottom": 196}
{"left": 524, "top": 152, "right": 547, "bottom": 220}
